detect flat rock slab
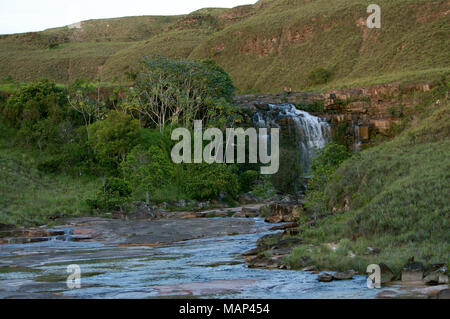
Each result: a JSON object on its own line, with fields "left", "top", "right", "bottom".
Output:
{"left": 154, "top": 279, "right": 256, "bottom": 296}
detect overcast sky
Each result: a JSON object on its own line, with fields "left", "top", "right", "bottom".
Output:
{"left": 0, "top": 0, "right": 258, "bottom": 35}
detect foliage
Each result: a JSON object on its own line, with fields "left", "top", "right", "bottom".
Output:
{"left": 121, "top": 145, "right": 174, "bottom": 200}
{"left": 250, "top": 176, "right": 276, "bottom": 200}
{"left": 87, "top": 177, "right": 132, "bottom": 211}
{"left": 184, "top": 163, "right": 239, "bottom": 200}
{"left": 127, "top": 55, "right": 235, "bottom": 132}
{"left": 304, "top": 143, "right": 351, "bottom": 217}
{"left": 88, "top": 111, "right": 140, "bottom": 171}
{"left": 239, "top": 170, "right": 259, "bottom": 193}
{"left": 2, "top": 79, "right": 65, "bottom": 128}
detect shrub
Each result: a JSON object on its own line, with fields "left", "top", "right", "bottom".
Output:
{"left": 121, "top": 145, "right": 174, "bottom": 200}
{"left": 88, "top": 111, "right": 140, "bottom": 172}
{"left": 239, "top": 170, "right": 259, "bottom": 193}
{"left": 184, "top": 163, "right": 239, "bottom": 200}
{"left": 88, "top": 177, "right": 132, "bottom": 211}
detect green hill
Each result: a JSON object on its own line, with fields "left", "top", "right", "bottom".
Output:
{"left": 0, "top": 0, "right": 448, "bottom": 92}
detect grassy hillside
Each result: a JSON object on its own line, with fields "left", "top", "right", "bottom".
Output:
{"left": 0, "top": 0, "right": 448, "bottom": 92}
{"left": 0, "top": 125, "right": 100, "bottom": 227}
{"left": 288, "top": 87, "right": 450, "bottom": 273}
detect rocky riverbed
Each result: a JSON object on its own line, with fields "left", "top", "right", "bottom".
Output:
{"left": 0, "top": 204, "right": 448, "bottom": 299}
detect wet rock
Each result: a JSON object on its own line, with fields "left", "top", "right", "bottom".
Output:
{"left": 247, "top": 254, "right": 285, "bottom": 269}
{"left": 318, "top": 273, "right": 333, "bottom": 282}
{"left": 424, "top": 267, "right": 449, "bottom": 285}
{"left": 302, "top": 265, "right": 316, "bottom": 272}
{"left": 379, "top": 263, "right": 395, "bottom": 283}
{"left": 401, "top": 258, "right": 424, "bottom": 282}
{"left": 333, "top": 270, "right": 355, "bottom": 280}
{"left": 241, "top": 207, "right": 260, "bottom": 218}
{"left": 254, "top": 102, "right": 271, "bottom": 111}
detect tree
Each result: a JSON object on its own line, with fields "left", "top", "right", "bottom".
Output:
{"left": 67, "top": 80, "right": 105, "bottom": 138}
{"left": 88, "top": 111, "right": 140, "bottom": 171}
{"left": 121, "top": 145, "right": 174, "bottom": 201}
{"left": 127, "top": 55, "right": 235, "bottom": 132}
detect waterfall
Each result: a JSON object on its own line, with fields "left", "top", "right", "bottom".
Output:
{"left": 253, "top": 103, "right": 331, "bottom": 176}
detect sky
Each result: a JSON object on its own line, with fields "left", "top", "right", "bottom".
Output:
{"left": 0, "top": 0, "right": 258, "bottom": 35}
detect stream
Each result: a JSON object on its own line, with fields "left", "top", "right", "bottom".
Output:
{"left": 0, "top": 217, "right": 380, "bottom": 299}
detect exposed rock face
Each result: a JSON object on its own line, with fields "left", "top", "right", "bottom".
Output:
{"left": 235, "top": 82, "right": 435, "bottom": 149}
{"left": 402, "top": 260, "right": 424, "bottom": 282}
{"left": 264, "top": 200, "right": 303, "bottom": 223}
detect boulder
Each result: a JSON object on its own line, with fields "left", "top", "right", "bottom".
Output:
{"left": 247, "top": 254, "right": 285, "bottom": 269}
{"left": 264, "top": 201, "right": 302, "bottom": 223}
{"left": 333, "top": 270, "right": 355, "bottom": 281}
{"left": 424, "top": 267, "right": 449, "bottom": 285}
{"left": 241, "top": 207, "right": 260, "bottom": 218}
{"left": 379, "top": 263, "right": 395, "bottom": 283}
{"left": 318, "top": 273, "right": 333, "bottom": 282}
{"left": 401, "top": 259, "right": 424, "bottom": 282}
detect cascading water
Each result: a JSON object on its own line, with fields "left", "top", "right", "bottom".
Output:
{"left": 253, "top": 103, "right": 331, "bottom": 176}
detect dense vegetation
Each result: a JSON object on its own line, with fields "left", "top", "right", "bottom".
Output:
{"left": 0, "top": 0, "right": 448, "bottom": 93}
{"left": 0, "top": 56, "right": 272, "bottom": 227}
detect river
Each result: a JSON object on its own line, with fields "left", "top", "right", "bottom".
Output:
{"left": 0, "top": 217, "right": 380, "bottom": 299}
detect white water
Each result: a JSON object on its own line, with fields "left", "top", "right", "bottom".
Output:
{"left": 253, "top": 104, "right": 331, "bottom": 174}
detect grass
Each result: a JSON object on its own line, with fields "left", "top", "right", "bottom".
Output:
{"left": 0, "top": 0, "right": 447, "bottom": 91}
{"left": 288, "top": 89, "right": 450, "bottom": 274}
{"left": 0, "top": 126, "right": 101, "bottom": 227}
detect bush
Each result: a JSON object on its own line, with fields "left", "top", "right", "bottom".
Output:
{"left": 121, "top": 145, "right": 174, "bottom": 200}
{"left": 239, "top": 170, "right": 259, "bottom": 193}
{"left": 305, "top": 143, "right": 351, "bottom": 216}
{"left": 184, "top": 163, "right": 239, "bottom": 200}
{"left": 307, "top": 68, "right": 332, "bottom": 86}
{"left": 3, "top": 79, "right": 66, "bottom": 129}
{"left": 88, "top": 111, "right": 140, "bottom": 172}
{"left": 88, "top": 177, "right": 132, "bottom": 211}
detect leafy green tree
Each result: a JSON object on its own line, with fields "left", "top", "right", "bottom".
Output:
{"left": 67, "top": 79, "right": 106, "bottom": 138}
{"left": 305, "top": 143, "right": 351, "bottom": 217}
{"left": 88, "top": 177, "right": 132, "bottom": 211}
{"left": 184, "top": 163, "right": 239, "bottom": 200}
{"left": 88, "top": 111, "right": 140, "bottom": 171}
{"left": 121, "top": 145, "right": 174, "bottom": 201}
{"left": 3, "top": 79, "right": 65, "bottom": 128}
{"left": 239, "top": 170, "right": 259, "bottom": 193}
{"left": 127, "top": 55, "right": 235, "bottom": 132}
